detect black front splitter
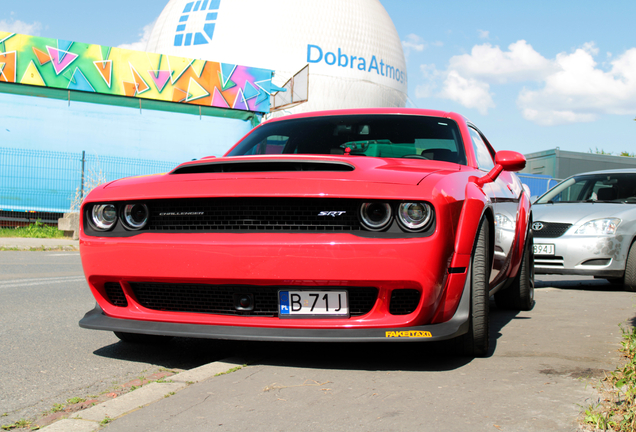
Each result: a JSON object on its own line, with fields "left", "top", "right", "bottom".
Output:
{"left": 79, "top": 271, "right": 472, "bottom": 343}
{"left": 79, "top": 306, "right": 468, "bottom": 343}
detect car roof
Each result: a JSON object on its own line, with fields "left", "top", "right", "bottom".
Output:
{"left": 262, "top": 108, "right": 464, "bottom": 124}
{"left": 568, "top": 168, "right": 636, "bottom": 177}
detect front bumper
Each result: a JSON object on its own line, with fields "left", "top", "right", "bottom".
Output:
{"left": 80, "top": 231, "right": 465, "bottom": 329}
{"left": 79, "top": 262, "right": 472, "bottom": 342}
{"left": 533, "top": 234, "right": 626, "bottom": 277}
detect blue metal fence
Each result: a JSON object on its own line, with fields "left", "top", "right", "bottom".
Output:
{"left": 0, "top": 148, "right": 566, "bottom": 225}
{"left": 0, "top": 147, "right": 180, "bottom": 214}
{"left": 517, "top": 173, "right": 562, "bottom": 199}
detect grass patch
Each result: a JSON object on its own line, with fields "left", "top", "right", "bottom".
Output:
{"left": 583, "top": 324, "right": 636, "bottom": 431}
{"left": 214, "top": 365, "right": 245, "bottom": 377}
{"left": 1, "top": 418, "right": 31, "bottom": 430}
{"left": 0, "top": 221, "right": 65, "bottom": 239}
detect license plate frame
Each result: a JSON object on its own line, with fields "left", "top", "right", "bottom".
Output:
{"left": 533, "top": 243, "right": 555, "bottom": 255}
{"left": 278, "top": 290, "right": 349, "bottom": 318}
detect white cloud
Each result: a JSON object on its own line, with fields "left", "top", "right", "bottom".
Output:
{"left": 478, "top": 29, "right": 489, "bottom": 39}
{"left": 415, "top": 64, "right": 441, "bottom": 98}
{"left": 415, "top": 38, "right": 636, "bottom": 124}
{"left": 448, "top": 40, "right": 555, "bottom": 83}
{"left": 0, "top": 18, "right": 42, "bottom": 36}
{"left": 117, "top": 21, "right": 155, "bottom": 51}
{"left": 518, "top": 45, "right": 636, "bottom": 125}
{"left": 401, "top": 34, "right": 442, "bottom": 58}
{"left": 402, "top": 34, "right": 426, "bottom": 53}
{"left": 438, "top": 70, "right": 495, "bottom": 115}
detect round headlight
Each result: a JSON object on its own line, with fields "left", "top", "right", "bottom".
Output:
{"left": 122, "top": 203, "right": 149, "bottom": 230}
{"left": 91, "top": 204, "right": 117, "bottom": 231}
{"left": 397, "top": 202, "right": 433, "bottom": 232}
{"left": 359, "top": 202, "right": 392, "bottom": 231}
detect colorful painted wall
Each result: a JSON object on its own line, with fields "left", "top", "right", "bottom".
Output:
{"left": 0, "top": 32, "right": 275, "bottom": 114}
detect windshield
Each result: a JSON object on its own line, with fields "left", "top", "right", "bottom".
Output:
{"left": 226, "top": 114, "right": 467, "bottom": 164}
{"left": 536, "top": 173, "right": 636, "bottom": 204}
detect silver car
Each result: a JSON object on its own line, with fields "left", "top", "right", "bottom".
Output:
{"left": 531, "top": 169, "right": 636, "bottom": 291}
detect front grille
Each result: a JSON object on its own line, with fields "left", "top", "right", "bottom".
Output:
{"left": 130, "top": 282, "right": 378, "bottom": 317}
{"left": 105, "top": 282, "right": 127, "bottom": 307}
{"left": 389, "top": 289, "right": 421, "bottom": 315}
{"left": 147, "top": 198, "right": 362, "bottom": 232}
{"left": 533, "top": 222, "right": 572, "bottom": 238}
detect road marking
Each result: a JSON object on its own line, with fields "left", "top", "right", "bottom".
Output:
{"left": 0, "top": 276, "right": 86, "bottom": 288}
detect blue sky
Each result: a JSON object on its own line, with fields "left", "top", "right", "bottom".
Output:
{"left": 2, "top": 0, "right": 635, "bottom": 156}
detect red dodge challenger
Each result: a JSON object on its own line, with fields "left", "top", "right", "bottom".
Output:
{"left": 79, "top": 108, "right": 534, "bottom": 357}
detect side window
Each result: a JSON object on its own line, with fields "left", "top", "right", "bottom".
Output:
{"left": 468, "top": 127, "right": 495, "bottom": 171}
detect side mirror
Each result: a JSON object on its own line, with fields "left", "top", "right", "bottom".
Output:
{"left": 476, "top": 150, "right": 526, "bottom": 186}
{"left": 495, "top": 150, "right": 526, "bottom": 172}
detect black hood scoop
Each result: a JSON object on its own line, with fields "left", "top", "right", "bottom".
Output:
{"left": 172, "top": 159, "right": 355, "bottom": 174}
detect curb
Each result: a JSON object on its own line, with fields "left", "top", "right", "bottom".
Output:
{"left": 37, "top": 357, "right": 248, "bottom": 431}
{"left": 0, "top": 244, "right": 79, "bottom": 251}
{"left": 0, "top": 237, "right": 79, "bottom": 251}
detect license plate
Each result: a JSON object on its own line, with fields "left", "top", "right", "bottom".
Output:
{"left": 533, "top": 243, "right": 555, "bottom": 255}
{"left": 278, "top": 290, "right": 349, "bottom": 318}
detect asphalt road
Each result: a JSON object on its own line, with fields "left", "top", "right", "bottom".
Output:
{"left": 0, "top": 252, "right": 236, "bottom": 426}
{"left": 2, "top": 251, "right": 635, "bottom": 431}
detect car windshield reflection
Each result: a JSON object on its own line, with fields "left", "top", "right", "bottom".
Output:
{"left": 535, "top": 173, "right": 636, "bottom": 204}
{"left": 227, "top": 115, "right": 468, "bottom": 164}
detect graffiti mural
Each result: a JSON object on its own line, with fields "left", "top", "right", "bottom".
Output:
{"left": 0, "top": 32, "right": 275, "bottom": 113}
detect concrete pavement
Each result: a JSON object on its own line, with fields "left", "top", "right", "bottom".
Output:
{"left": 2, "top": 241, "right": 633, "bottom": 431}
{"left": 36, "top": 359, "right": 249, "bottom": 432}
{"left": 33, "top": 282, "right": 636, "bottom": 432}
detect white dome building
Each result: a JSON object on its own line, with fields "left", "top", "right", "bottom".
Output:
{"left": 145, "top": 0, "right": 407, "bottom": 115}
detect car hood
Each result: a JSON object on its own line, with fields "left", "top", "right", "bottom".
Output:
{"left": 87, "top": 155, "right": 468, "bottom": 202}
{"left": 532, "top": 202, "right": 636, "bottom": 225}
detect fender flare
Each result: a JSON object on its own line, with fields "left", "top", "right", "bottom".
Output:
{"left": 431, "top": 182, "right": 493, "bottom": 324}
{"left": 451, "top": 181, "right": 493, "bottom": 268}
{"left": 507, "top": 191, "right": 532, "bottom": 280}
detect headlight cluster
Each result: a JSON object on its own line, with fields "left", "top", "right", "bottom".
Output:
{"left": 574, "top": 218, "right": 621, "bottom": 235}
{"left": 494, "top": 213, "right": 516, "bottom": 231}
{"left": 88, "top": 203, "right": 149, "bottom": 232}
{"left": 359, "top": 201, "right": 433, "bottom": 232}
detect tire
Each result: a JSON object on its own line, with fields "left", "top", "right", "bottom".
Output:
{"left": 495, "top": 229, "right": 535, "bottom": 311}
{"left": 460, "top": 219, "right": 490, "bottom": 357}
{"left": 624, "top": 242, "right": 636, "bottom": 292}
{"left": 114, "top": 332, "right": 173, "bottom": 344}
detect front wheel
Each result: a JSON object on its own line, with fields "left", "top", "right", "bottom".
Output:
{"left": 459, "top": 219, "right": 490, "bottom": 357}
{"left": 495, "top": 229, "right": 535, "bottom": 311}
{"left": 624, "top": 242, "right": 636, "bottom": 292}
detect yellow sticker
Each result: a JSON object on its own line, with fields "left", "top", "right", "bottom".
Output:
{"left": 385, "top": 330, "right": 432, "bottom": 338}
